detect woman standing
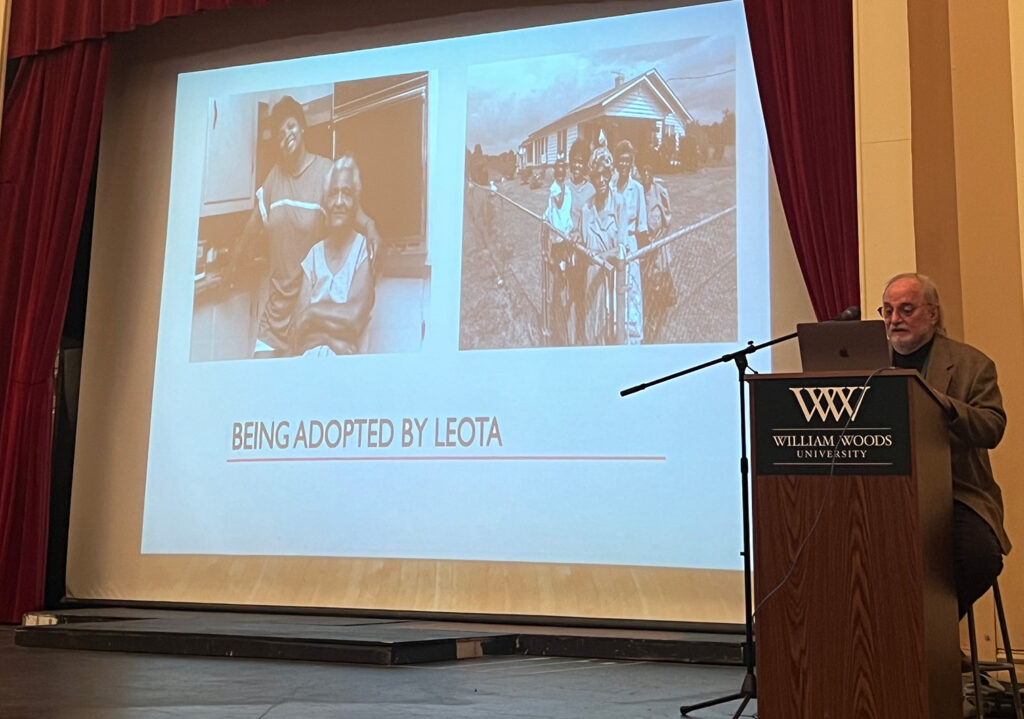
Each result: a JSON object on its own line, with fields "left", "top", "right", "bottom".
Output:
{"left": 232, "top": 95, "right": 379, "bottom": 357}
{"left": 579, "top": 145, "right": 621, "bottom": 344}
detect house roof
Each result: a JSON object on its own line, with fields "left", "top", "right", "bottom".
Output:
{"left": 522, "top": 68, "right": 695, "bottom": 145}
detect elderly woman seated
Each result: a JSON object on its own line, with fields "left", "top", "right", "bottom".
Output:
{"left": 289, "top": 155, "right": 375, "bottom": 356}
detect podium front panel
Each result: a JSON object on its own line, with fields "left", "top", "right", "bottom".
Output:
{"left": 752, "top": 373, "right": 912, "bottom": 475}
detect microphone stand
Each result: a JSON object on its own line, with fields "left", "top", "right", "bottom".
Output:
{"left": 621, "top": 330, "right": 797, "bottom": 718}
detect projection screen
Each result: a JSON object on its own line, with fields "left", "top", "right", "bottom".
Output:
{"left": 68, "top": 0, "right": 793, "bottom": 624}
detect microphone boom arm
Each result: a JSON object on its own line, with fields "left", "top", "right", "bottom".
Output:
{"left": 620, "top": 330, "right": 797, "bottom": 397}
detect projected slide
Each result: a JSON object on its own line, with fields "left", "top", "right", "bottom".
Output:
{"left": 143, "top": 0, "right": 769, "bottom": 571}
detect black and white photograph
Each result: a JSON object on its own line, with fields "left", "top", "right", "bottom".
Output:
{"left": 190, "top": 73, "right": 430, "bottom": 361}
{"left": 461, "top": 37, "right": 737, "bottom": 349}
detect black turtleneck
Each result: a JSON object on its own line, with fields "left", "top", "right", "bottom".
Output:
{"left": 892, "top": 336, "right": 935, "bottom": 375}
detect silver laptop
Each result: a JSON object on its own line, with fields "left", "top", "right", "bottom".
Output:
{"left": 797, "top": 320, "right": 891, "bottom": 372}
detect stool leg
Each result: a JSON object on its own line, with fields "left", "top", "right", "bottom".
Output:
{"left": 970, "top": 605, "right": 987, "bottom": 719}
{"left": 992, "top": 582, "right": 1023, "bottom": 719}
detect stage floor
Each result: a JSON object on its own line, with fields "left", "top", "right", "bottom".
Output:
{"left": 1, "top": 621, "right": 752, "bottom": 718}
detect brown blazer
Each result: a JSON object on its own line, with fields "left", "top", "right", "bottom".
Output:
{"left": 925, "top": 333, "right": 1011, "bottom": 553}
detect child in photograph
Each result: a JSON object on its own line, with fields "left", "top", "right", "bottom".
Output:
{"left": 640, "top": 157, "right": 677, "bottom": 318}
{"left": 544, "top": 157, "right": 574, "bottom": 269}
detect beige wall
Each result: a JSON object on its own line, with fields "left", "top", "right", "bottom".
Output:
{"left": 1007, "top": 0, "right": 1024, "bottom": 658}
{"left": 1013, "top": 0, "right": 1024, "bottom": 297}
{"left": 856, "top": 0, "right": 1024, "bottom": 655}
{"left": 854, "top": 0, "right": 916, "bottom": 306}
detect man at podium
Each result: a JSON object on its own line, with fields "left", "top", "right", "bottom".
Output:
{"left": 881, "top": 272, "right": 1011, "bottom": 617}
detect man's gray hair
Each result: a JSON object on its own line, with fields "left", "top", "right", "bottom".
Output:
{"left": 883, "top": 272, "right": 945, "bottom": 334}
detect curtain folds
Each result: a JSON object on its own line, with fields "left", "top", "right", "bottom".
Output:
{"left": 0, "top": 39, "right": 111, "bottom": 623}
{"left": 7, "top": 0, "right": 270, "bottom": 59}
{"left": 1, "top": 0, "right": 276, "bottom": 628}
{"left": 744, "top": 0, "right": 860, "bottom": 320}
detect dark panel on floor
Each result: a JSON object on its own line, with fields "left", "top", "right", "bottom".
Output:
{"left": 15, "top": 608, "right": 744, "bottom": 667}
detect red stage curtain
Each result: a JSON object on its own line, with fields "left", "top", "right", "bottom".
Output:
{"left": 0, "top": 40, "right": 110, "bottom": 623}
{"left": 7, "top": 0, "right": 270, "bottom": 59}
{"left": 0, "top": 0, "right": 275, "bottom": 629}
{"left": 744, "top": 0, "right": 860, "bottom": 320}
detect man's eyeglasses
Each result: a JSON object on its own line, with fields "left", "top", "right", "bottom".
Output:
{"left": 877, "top": 303, "right": 933, "bottom": 319}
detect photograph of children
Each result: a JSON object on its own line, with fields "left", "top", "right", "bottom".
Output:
{"left": 461, "top": 37, "right": 737, "bottom": 349}
{"left": 190, "top": 72, "right": 430, "bottom": 361}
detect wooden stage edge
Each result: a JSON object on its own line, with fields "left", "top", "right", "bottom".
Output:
{"left": 16, "top": 608, "right": 744, "bottom": 666}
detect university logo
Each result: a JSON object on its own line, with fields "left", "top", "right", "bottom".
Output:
{"left": 789, "top": 386, "right": 870, "bottom": 423}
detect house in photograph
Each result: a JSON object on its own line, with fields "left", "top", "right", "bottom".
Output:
{"left": 519, "top": 68, "right": 694, "bottom": 168}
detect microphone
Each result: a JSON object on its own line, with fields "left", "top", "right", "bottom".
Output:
{"left": 828, "top": 306, "right": 860, "bottom": 322}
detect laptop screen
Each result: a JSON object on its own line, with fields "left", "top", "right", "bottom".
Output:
{"left": 797, "top": 320, "right": 892, "bottom": 372}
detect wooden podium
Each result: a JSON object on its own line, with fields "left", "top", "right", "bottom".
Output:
{"left": 748, "top": 370, "right": 960, "bottom": 719}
